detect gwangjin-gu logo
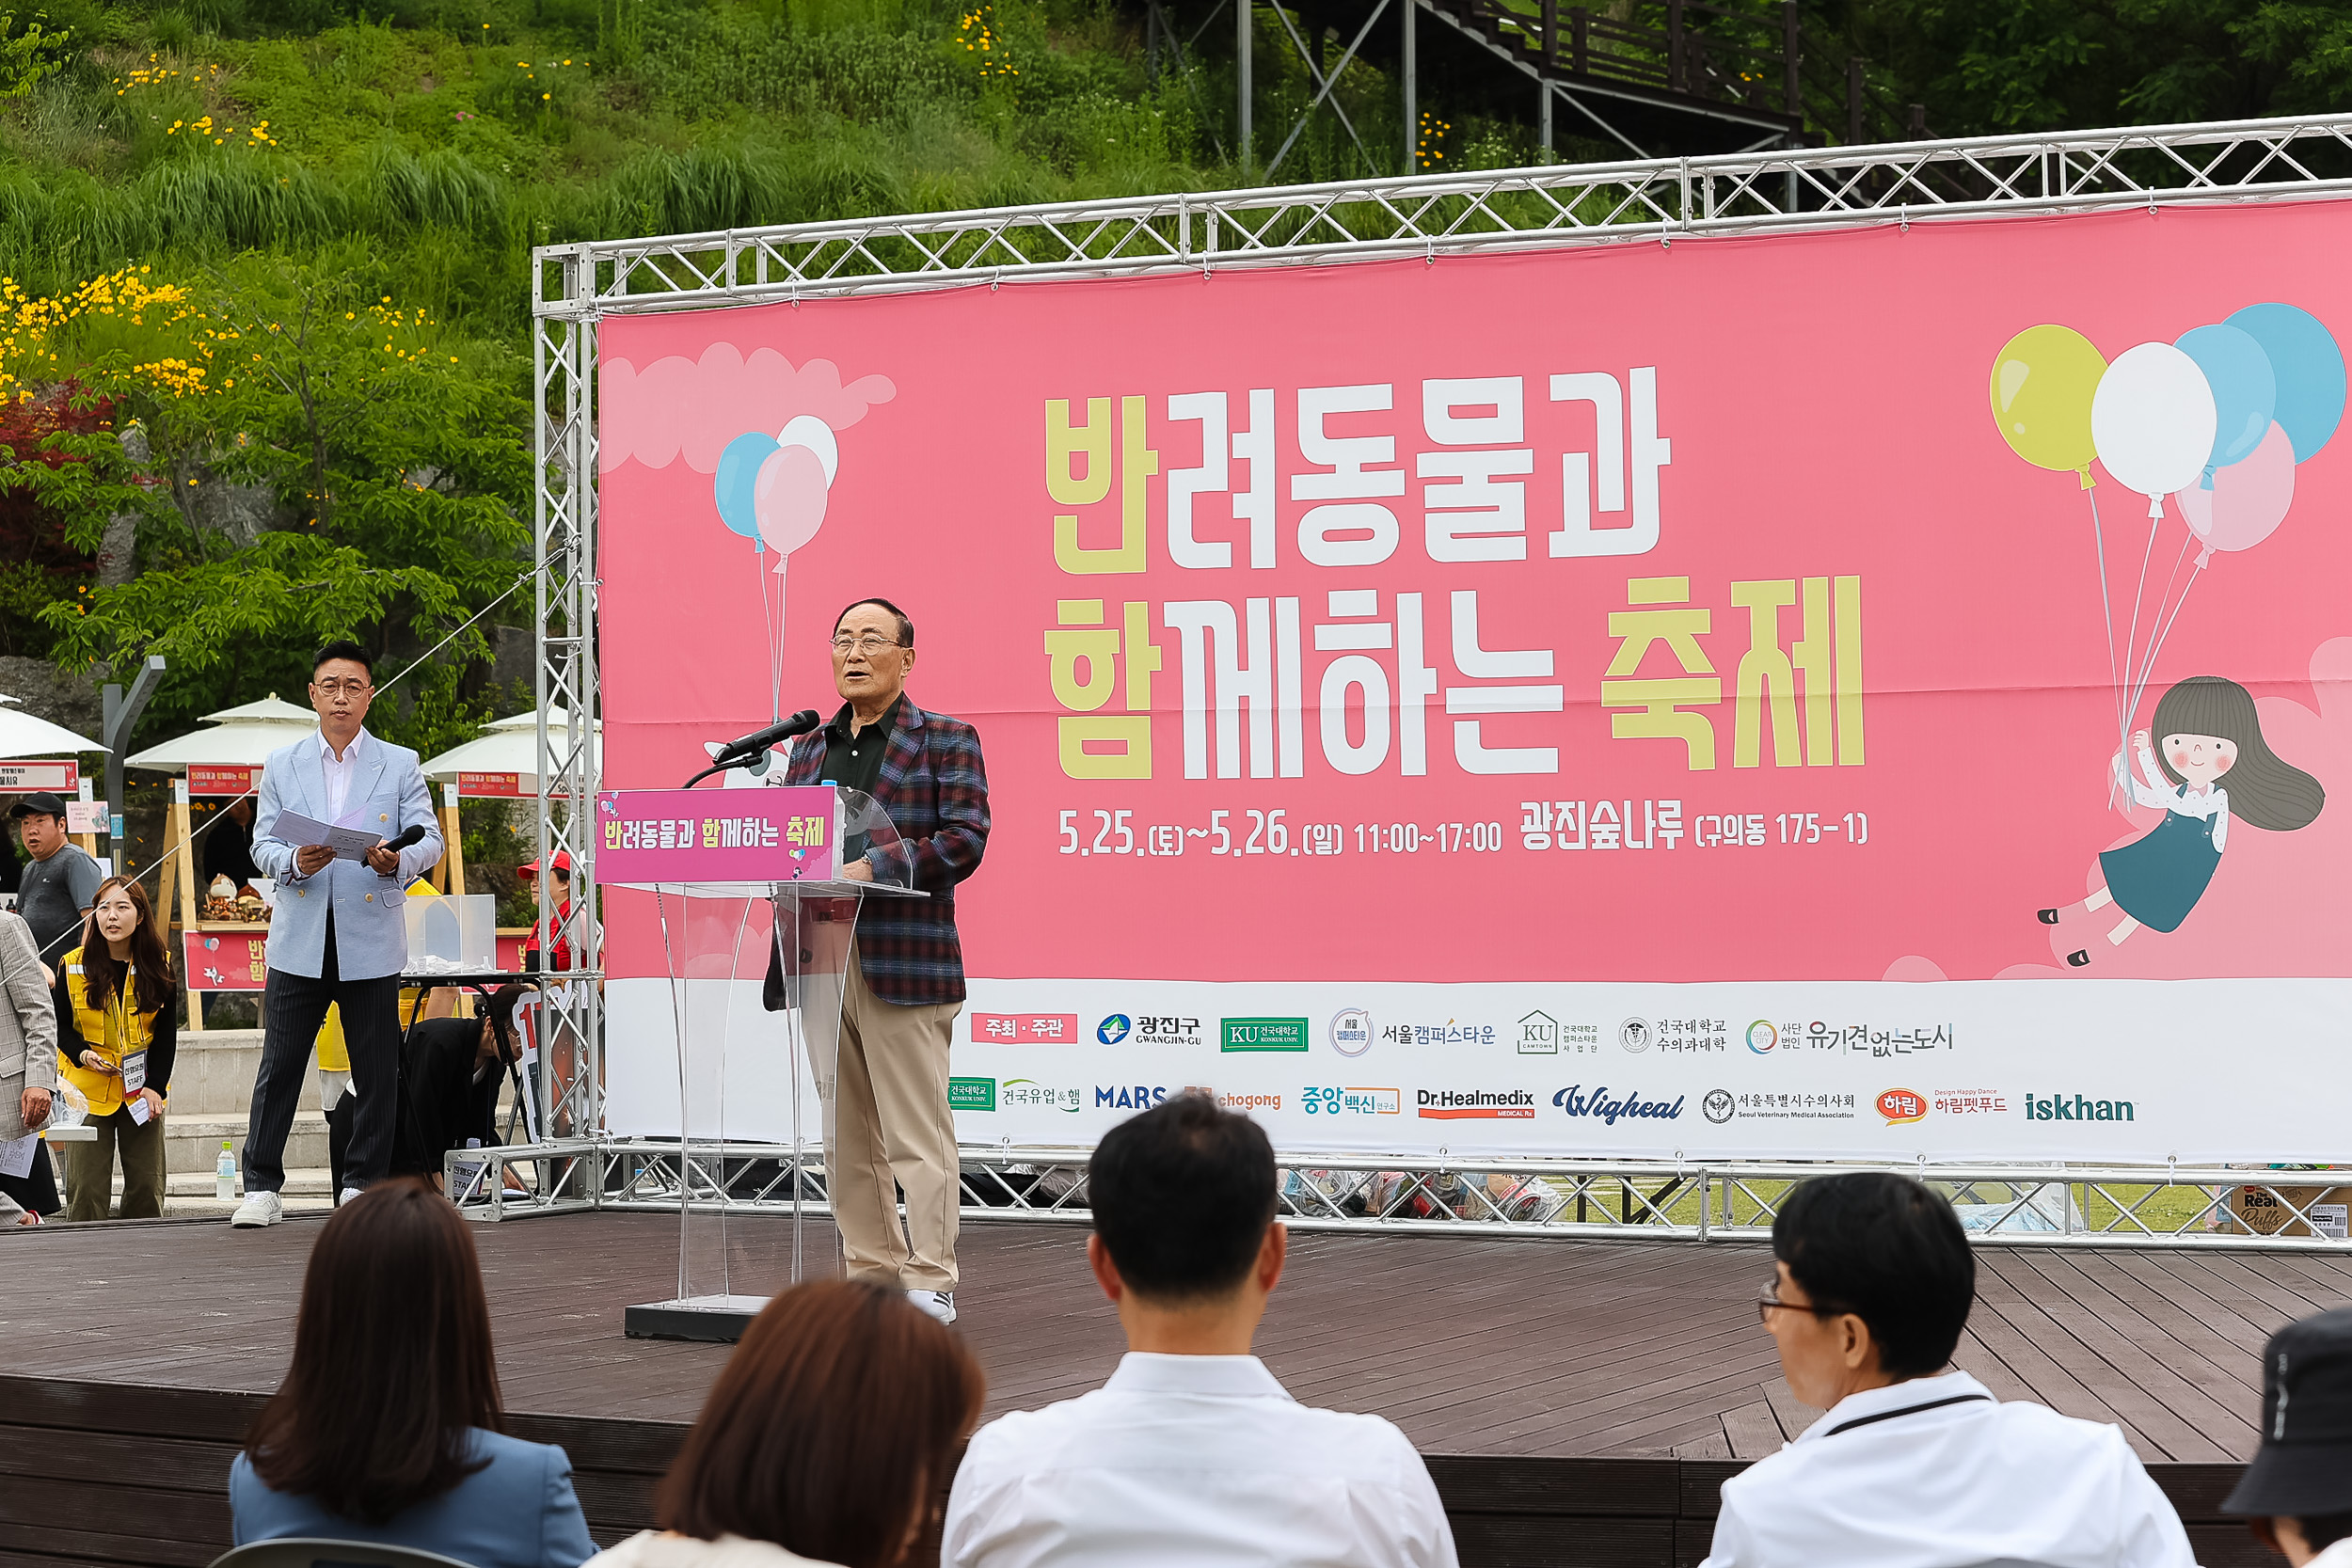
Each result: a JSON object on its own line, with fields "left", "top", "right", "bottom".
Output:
{"left": 1551, "top": 1085, "right": 1685, "bottom": 1126}
{"left": 1096, "top": 1014, "right": 1132, "bottom": 1044}
{"left": 2024, "top": 1092, "right": 2135, "bottom": 1122}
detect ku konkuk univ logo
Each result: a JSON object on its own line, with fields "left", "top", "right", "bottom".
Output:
{"left": 1550, "top": 1085, "right": 1684, "bottom": 1125}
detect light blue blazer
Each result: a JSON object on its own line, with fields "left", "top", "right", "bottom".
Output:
{"left": 251, "top": 727, "right": 443, "bottom": 981}
{"left": 230, "top": 1427, "right": 596, "bottom": 1568}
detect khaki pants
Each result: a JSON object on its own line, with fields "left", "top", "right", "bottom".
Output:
{"left": 64, "top": 1106, "right": 167, "bottom": 1222}
{"left": 830, "top": 953, "right": 961, "bottom": 1291}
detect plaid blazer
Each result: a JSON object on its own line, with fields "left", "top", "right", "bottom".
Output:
{"left": 783, "top": 701, "right": 990, "bottom": 1006}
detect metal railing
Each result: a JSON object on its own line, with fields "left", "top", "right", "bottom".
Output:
{"left": 453, "top": 1141, "right": 2352, "bottom": 1249}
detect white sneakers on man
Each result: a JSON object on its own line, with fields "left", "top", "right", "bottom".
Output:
{"left": 908, "top": 1289, "right": 958, "bottom": 1325}
{"left": 339, "top": 1188, "right": 364, "bottom": 1207}
{"left": 230, "top": 1190, "right": 284, "bottom": 1227}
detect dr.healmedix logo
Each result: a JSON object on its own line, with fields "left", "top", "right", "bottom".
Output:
{"left": 2023, "top": 1091, "right": 2135, "bottom": 1122}
{"left": 1416, "top": 1088, "right": 1536, "bottom": 1120}
{"left": 1552, "top": 1085, "right": 1686, "bottom": 1125}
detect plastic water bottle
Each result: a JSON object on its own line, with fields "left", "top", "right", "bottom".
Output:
{"left": 215, "top": 1143, "right": 237, "bottom": 1201}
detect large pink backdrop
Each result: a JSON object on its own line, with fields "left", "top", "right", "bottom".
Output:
{"left": 596, "top": 198, "right": 2352, "bottom": 992}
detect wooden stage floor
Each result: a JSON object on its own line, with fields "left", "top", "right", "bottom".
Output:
{"left": 5, "top": 1209, "right": 2344, "bottom": 1567}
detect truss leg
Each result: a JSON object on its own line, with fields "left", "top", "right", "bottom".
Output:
{"left": 1538, "top": 79, "right": 1552, "bottom": 160}
{"left": 1402, "top": 0, "right": 1415, "bottom": 173}
{"left": 1238, "top": 0, "right": 1252, "bottom": 172}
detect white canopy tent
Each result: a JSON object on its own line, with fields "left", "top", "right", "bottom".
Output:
{"left": 121, "top": 695, "right": 316, "bottom": 775}
{"left": 0, "top": 691, "right": 108, "bottom": 760}
{"left": 418, "top": 706, "right": 597, "bottom": 798}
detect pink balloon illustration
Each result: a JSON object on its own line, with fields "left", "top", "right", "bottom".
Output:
{"left": 2172, "top": 420, "right": 2296, "bottom": 566}
{"left": 753, "top": 443, "right": 828, "bottom": 569}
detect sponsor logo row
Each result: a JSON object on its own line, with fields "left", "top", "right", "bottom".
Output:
{"left": 974, "top": 1011, "right": 1960, "bottom": 1060}
{"left": 948, "top": 1077, "right": 2137, "bottom": 1127}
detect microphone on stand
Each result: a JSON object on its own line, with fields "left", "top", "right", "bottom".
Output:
{"left": 684, "top": 709, "right": 822, "bottom": 788}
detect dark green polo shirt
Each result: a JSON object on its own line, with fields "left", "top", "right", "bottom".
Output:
{"left": 820, "top": 697, "right": 901, "bottom": 800}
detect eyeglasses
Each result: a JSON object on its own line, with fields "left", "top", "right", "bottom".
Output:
{"left": 1757, "top": 1285, "right": 1847, "bottom": 1324}
{"left": 830, "top": 635, "right": 908, "bottom": 656}
{"left": 310, "top": 679, "right": 372, "bottom": 696}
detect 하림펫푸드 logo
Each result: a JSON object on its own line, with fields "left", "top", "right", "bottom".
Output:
{"left": 1417, "top": 1088, "right": 1537, "bottom": 1120}
{"left": 2023, "top": 1092, "right": 2136, "bottom": 1122}
{"left": 1877, "top": 1087, "right": 1928, "bottom": 1125}
{"left": 946, "top": 1077, "right": 997, "bottom": 1112}
{"left": 1329, "top": 1007, "right": 1373, "bottom": 1057}
{"left": 1551, "top": 1085, "right": 1685, "bottom": 1125}
{"left": 1221, "top": 1017, "right": 1310, "bottom": 1053}
{"left": 1702, "top": 1088, "right": 1736, "bottom": 1123}
{"left": 1096, "top": 1014, "right": 1132, "bottom": 1044}
{"left": 1619, "top": 1018, "right": 1652, "bottom": 1053}
{"left": 1517, "top": 1011, "right": 1560, "bottom": 1055}
{"left": 1746, "top": 1021, "right": 1777, "bottom": 1053}
{"left": 1094, "top": 1085, "right": 1170, "bottom": 1111}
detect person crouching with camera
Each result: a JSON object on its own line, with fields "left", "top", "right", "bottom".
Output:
{"left": 54, "top": 877, "right": 179, "bottom": 1221}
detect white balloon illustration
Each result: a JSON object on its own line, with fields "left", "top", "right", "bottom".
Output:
{"left": 777, "top": 415, "right": 838, "bottom": 484}
{"left": 2091, "top": 341, "right": 2217, "bottom": 518}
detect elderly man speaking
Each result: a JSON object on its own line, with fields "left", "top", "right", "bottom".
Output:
{"left": 234, "top": 639, "right": 442, "bottom": 1225}
{"left": 764, "top": 597, "right": 989, "bottom": 1325}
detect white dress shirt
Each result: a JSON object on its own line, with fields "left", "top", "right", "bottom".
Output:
{"left": 1699, "top": 1370, "right": 2196, "bottom": 1568}
{"left": 2120, "top": 746, "right": 2230, "bottom": 849}
{"left": 945, "top": 1353, "right": 1458, "bottom": 1568}
{"left": 321, "top": 727, "right": 366, "bottom": 826}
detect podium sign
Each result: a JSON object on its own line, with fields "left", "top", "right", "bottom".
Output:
{"left": 596, "top": 785, "right": 837, "bottom": 883}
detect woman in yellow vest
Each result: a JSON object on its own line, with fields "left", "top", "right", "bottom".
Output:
{"left": 54, "top": 876, "right": 179, "bottom": 1221}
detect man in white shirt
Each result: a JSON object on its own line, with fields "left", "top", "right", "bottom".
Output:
{"left": 1700, "top": 1172, "right": 2195, "bottom": 1568}
{"left": 944, "top": 1093, "right": 1458, "bottom": 1568}
{"left": 2221, "top": 1306, "right": 2352, "bottom": 1567}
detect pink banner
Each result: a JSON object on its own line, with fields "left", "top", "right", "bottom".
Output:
{"left": 598, "top": 200, "right": 2352, "bottom": 991}
{"left": 595, "top": 785, "right": 836, "bottom": 883}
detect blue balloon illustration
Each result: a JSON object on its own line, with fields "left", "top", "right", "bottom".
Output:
{"left": 2227, "top": 303, "right": 2345, "bottom": 464}
{"left": 714, "top": 432, "right": 778, "bottom": 547}
{"left": 2173, "top": 323, "right": 2276, "bottom": 487}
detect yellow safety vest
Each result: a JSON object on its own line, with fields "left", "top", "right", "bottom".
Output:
{"left": 57, "top": 946, "right": 163, "bottom": 1118}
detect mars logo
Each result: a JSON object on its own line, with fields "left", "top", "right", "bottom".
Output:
{"left": 1703, "top": 1088, "right": 1736, "bottom": 1123}
{"left": 1329, "top": 1007, "right": 1373, "bottom": 1058}
{"left": 1746, "top": 1021, "right": 1777, "bottom": 1054}
{"left": 1877, "top": 1088, "right": 1928, "bottom": 1125}
{"left": 1097, "top": 1014, "right": 1132, "bottom": 1044}
{"left": 1619, "top": 1018, "right": 1652, "bottom": 1053}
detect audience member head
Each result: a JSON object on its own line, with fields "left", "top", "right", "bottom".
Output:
{"left": 8, "top": 792, "right": 69, "bottom": 861}
{"left": 2226, "top": 1307, "right": 2352, "bottom": 1564}
{"left": 658, "top": 1280, "right": 983, "bottom": 1568}
{"left": 245, "top": 1179, "right": 504, "bottom": 1524}
{"left": 1087, "top": 1094, "right": 1283, "bottom": 1350}
{"left": 483, "top": 982, "right": 529, "bottom": 1067}
{"left": 80, "top": 875, "right": 175, "bottom": 1014}
{"left": 1766, "top": 1172, "right": 1973, "bottom": 1408}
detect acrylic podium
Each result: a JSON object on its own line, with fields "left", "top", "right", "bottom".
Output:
{"left": 596, "top": 783, "right": 924, "bottom": 1342}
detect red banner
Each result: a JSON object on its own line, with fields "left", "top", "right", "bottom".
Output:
{"left": 187, "top": 765, "right": 255, "bottom": 796}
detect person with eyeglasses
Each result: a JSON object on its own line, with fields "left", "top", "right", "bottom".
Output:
{"left": 235, "top": 640, "right": 443, "bottom": 1227}
{"left": 1700, "top": 1171, "right": 2194, "bottom": 1568}
{"left": 760, "top": 597, "right": 989, "bottom": 1326}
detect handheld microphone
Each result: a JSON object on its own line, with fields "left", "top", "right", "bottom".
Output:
{"left": 711, "top": 708, "right": 821, "bottom": 767}
{"left": 385, "top": 823, "right": 429, "bottom": 851}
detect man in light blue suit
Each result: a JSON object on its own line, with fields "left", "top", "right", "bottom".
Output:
{"left": 233, "top": 640, "right": 443, "bottom": 1226}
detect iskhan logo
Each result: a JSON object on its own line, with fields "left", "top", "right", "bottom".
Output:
{"left": 2024, "top": 1091, "right": 2135, "bottom": 1122}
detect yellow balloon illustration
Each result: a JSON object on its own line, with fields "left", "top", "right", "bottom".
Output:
{"left": 1989, "top": 325, "right": 2106, "bottom": 484}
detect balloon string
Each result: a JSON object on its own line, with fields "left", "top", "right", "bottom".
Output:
{"left": 2085, "top": 484, "right": 2128, "bottom": 812}
{"left": 2125, "top": 543, "right": 2202, "bottom": 737}
{"left": 2119, "top": 499, "right": 2166, "bottom": 742}
{"left": 772, "top": 551, "right": 790, "bottom": 727}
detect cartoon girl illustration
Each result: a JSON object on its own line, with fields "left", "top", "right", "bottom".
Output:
{"left": 2039, "top": 674, "right": 2324, "bottom": 965}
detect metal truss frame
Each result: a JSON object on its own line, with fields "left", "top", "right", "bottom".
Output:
{"left": 526, "top": 115, "right": 2352, "bottom": 1245}
{"left": 455, "top": 1142, "right": 2352, "bottom": 1250}
{"left": 533, "top": 114, "right": 2352, "bottom": 319}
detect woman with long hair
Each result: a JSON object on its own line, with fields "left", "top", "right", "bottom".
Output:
{"left": 231, "top": 1179, "right": 596, "bottom": 1567}
{"left": 2041, "top": 675, "right": 2326, "bottom": 965}
{"left": 588, "top": 1280, "right": 985, "bottom": 1568}
{"left": 53, "top": 876, "right": 178, "bottom": 1221}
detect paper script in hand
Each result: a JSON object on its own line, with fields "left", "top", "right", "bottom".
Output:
{"left": 271, "top": 810, "right": 382, "bottom": 862}
{"left": 0, "top": 1133, "right": 36, "bottom": 1180}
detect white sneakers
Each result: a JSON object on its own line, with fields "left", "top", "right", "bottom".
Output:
{"left": 230, "top": 1190, "right": 284, "bottom": 1227}
{"left": 338, "top": 1188, "right": 364, "bottom": 1207}
{"left": 907, "top": 1289, "right": 958, "bottom": 1325}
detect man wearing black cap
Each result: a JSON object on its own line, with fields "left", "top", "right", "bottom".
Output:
{"left": 9, "top": 793, "right": 102, "bottom": 971}
{"left": 2227, "top": 1307, "right": 2352, "bottom": 1565}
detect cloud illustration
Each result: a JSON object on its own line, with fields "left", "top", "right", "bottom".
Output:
{"left": 598, "top": 344, "right": 896, "bottom": 474}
